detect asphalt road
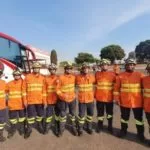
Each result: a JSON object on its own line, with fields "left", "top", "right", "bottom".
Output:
{"left": 0, "top": 105, "right": 150, "bottom": 150}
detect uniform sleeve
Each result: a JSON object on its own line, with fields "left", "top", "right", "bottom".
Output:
{"left": 113, "top": 75, "right": 121, "bottom": 102}
{"left": 42, "top": 77, "right": 47, "bottom": 105}
{"left": 22, "top": 78, "right": 27, "bottom": 106}
{"left": 55, "top": 76, "right": 66, "bottom": 100}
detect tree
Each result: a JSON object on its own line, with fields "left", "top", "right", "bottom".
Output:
{"left": 100, "top": 45, "right": 125, "bottom": 62}
{"left": 75, "top": 52, "right": 95, "bottom": 64}
{"left": 128, "top": 51, "right": 136, "bottom": 59}
{"left": 50, "top": 49, "right": 58, "bottom": 65}
{"left": 135, "top": 40, "right": 150, "bottom": 63}
{"left": 59, "top": 61, "right": 68, "bottom": 67}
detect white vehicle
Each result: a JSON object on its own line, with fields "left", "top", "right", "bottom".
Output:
{"left": 0, "top": 32, "right": 50, "bottom": 82}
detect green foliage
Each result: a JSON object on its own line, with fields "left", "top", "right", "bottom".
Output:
{"left": 75, "top": 52, "right": 96, "bottom": 64}
{"left": 50, "top": 49, "right": 58, "bottom": 65}
{"left": 100, "top": 45, "right": 125, "bottom": 62}
{"left": 59, "top": 61, "right": 68, "bottom": 67}
{"left": 135, "top": 40, "right": 150, "bottom": 63}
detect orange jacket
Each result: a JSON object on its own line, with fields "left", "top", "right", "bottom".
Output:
{"left": 76, "top": 74, "right": 95, "bottom": 103}
{"left": 0, "top": 79, "right": 6, "bottom": 110}
{"left": 22, "top": 73, "right": 46, "bottom": 105}
{"left": 6, "top": 79, "right": 24, "bottom": 110}
{"left": 142, "top": 76, "right": 150, "bottom": 112}
{"left": 56, "top": 74, "right": 75, "bottom": 102}
{"left": 45, "top": 75, "right": 58, "bottom": 104}
{"left": 113, "top": 71, "right": 144, "bottom": 108}
{"left": 95, "top": 71, "right": 116, "bottom": 102}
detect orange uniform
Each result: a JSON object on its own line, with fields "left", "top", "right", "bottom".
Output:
{"left": 142, "top": 76, "right": 150, "bottom": 113}
{"left": 114, "top": 71, "right": 144, "bottom": 108}
{"left": 76, "top": 74, "right": 95, "bottom": 103}
{"left": 95, "top": 71, "right": 116, "bottom": 102}
{"left": 0, "top": 79, "right": 6, "bottom": 110}
{"left": 45, "top": 75, "right": 58, "bottom": 104}
{"left": 56, "top": 74, "right": 75, "bottom": 102}
{"left": 22, "top": 73, "right": 46, "bottom": 105}
{"left": 6, "top": 79, "right": 24, "bottom": 110}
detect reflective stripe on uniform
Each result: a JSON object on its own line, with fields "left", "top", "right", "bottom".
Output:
{"left": 78, "top": 116, "right": 85, "bottom": 124}
{"left": 46, "top": 116, "right": 53, "bottom": 123}
{"left": 0, "top": 123, "right": 6, "bottom": 130}
{"left": 27, "top": 84, "right": 43, "bottom": 92}
{"left": 107, "top": 114, "right": 112, "bottom": 119}
{"left": 61, "top": 84, "right": 75, "bottom": 92}
{"left": 86, "top": 115, "right": 93, "bottom": 122}
{"left": 69, "top": 114, "right": 76, "bottom": 122}
{"left": 55, "top": 115, "right": 59, "bottom": 121}
{"left": 36, "top": 116, "right": 43, "bottom": 122}
{"left": 48, "top": 86, "right": 55, "bottom": 93}
{"left": 97, "top": 116, "right": 104, "bottom": 121}
{"left": 113, "top": 92, "right": 119, "bottom": 95}
{"left": 27, "top": 117, "right": 35, "bottom": 124}
{"left": 59, "top": 116, "right": 67, "bottom": 123}
{"left": 0, "top": 91, "right": 5, "bottom": 98}
{"left": 121, "top": 88, "right": 141, "bottom": 93}
{"left": 97, "top": 82, "right": 113, "bottom": 90}
{"left": 10, "top": 118, "right": 18, "bottom": 124}
{"left": 121, "top": 119, "right": 128, "bottom": 124}
{"left": 135, "top": 119, "right": 144, "bottom": 126}
{"left": 122, "top": 84, "right": 140, "bottom": 88}
{"left": 18, "top": 117, "right": 26, "bottom": 122}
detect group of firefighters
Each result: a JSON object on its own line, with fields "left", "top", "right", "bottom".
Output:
{"left": 0, "top": 58, "right": 150, "bottom": 146}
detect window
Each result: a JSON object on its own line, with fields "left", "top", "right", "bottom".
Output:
{"left": 0, "top": 37, "right": 20, "bottom": 62}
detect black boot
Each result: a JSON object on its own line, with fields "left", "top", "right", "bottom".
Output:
{"left": 24, "top": 124, "right": 32, "bottom": 139}
{"left": 7, "top": 124, "right": 16, "bottom": 139}
{"left": 108, "top": 119, "right": 113, "bottom": 134}
{"left": 87, "top": 122, "right": 93, "bottom": 134}
{"left": 117, "top": 123, "right": 127, "bottom": 138}
{"left": 37, "top": 121, "right": 44, "bottom": 134}
{"left": 136, "top": 125, "right": 145, "bottom": 143}
{"left": 97, "top": 121, "right": 103, "bottom": 133}
{"left": 0, "top": 130, "right": 6, "bottom": 142}
{"left": 71, "top": 121, "right": 78, "bottom": 136}
{"left": 77, "top": 123, "right": 83, "bottom": 136}
{"left": 19, "top": 122, "right": 25, "bottom": 136}
{"left": 44, "top": 122, "right": 51, "bottom": 134}
{"left": 59, "top": 122, "right": 65, "bottom": 136}
{"left": 55, "top": 120, "right": 60, "bottom": 137}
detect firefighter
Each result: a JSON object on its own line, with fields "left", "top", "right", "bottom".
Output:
{"left": 7, "top": 69, "right": 25, "bottom": 138}
{"left": 142, "top": 63, "right": 150, "bottom": 145}
{"left": 44, "top": 64, "right": 59, "bottom": 135}
{"left": 113, "top": 60, "right": 120, "bottom": 75}
{"left": 76, "top": 62, "right": 95, "bottom": 136}
{"left": 95, "top": 59, "right": 116, "bottom": 134}
{"left": 114, "top": 59, "right": 145, "bottom": 142}
{"left": 0, "top": 68, "right": 6, "bottom": 142}
{"left": 23, "top": 62, "right": 46, "bottom": 138}
{"left": 56, "top": 61, "right": 77, "bottom": 136}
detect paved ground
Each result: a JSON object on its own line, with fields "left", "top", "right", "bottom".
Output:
{"left": 0, "top": 105, "right": 150, "bottom": 150}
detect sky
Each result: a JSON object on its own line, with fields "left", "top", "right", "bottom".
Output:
{"left": 0, "top": 0, "right": 150, "bottom": 61}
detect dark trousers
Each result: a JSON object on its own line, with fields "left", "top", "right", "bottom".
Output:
{"left": 27, "top": 104, "right": 44, "bottom": 124}
{"left": 96, "top": 101, "right": 113, "bottom": 121}
{"left": 0, "top": 109, "right": 6, "bottom": 130}
{"left": 145, "top": 112, "right": 150, "bottom": 128}
{"left": 57, "top": 99, "right": 76, "bottom": 123}
{"left": 120, "top": 106, "right": 144, "bottom": 134}
{"left": 78, "top": 102, "right": 94, "bottom": 124}
{"left": 9, "top": 109, "right": 25, "bottom": 124}
{"left": 45, "top": 104, "right": 59, "bottom": 123}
